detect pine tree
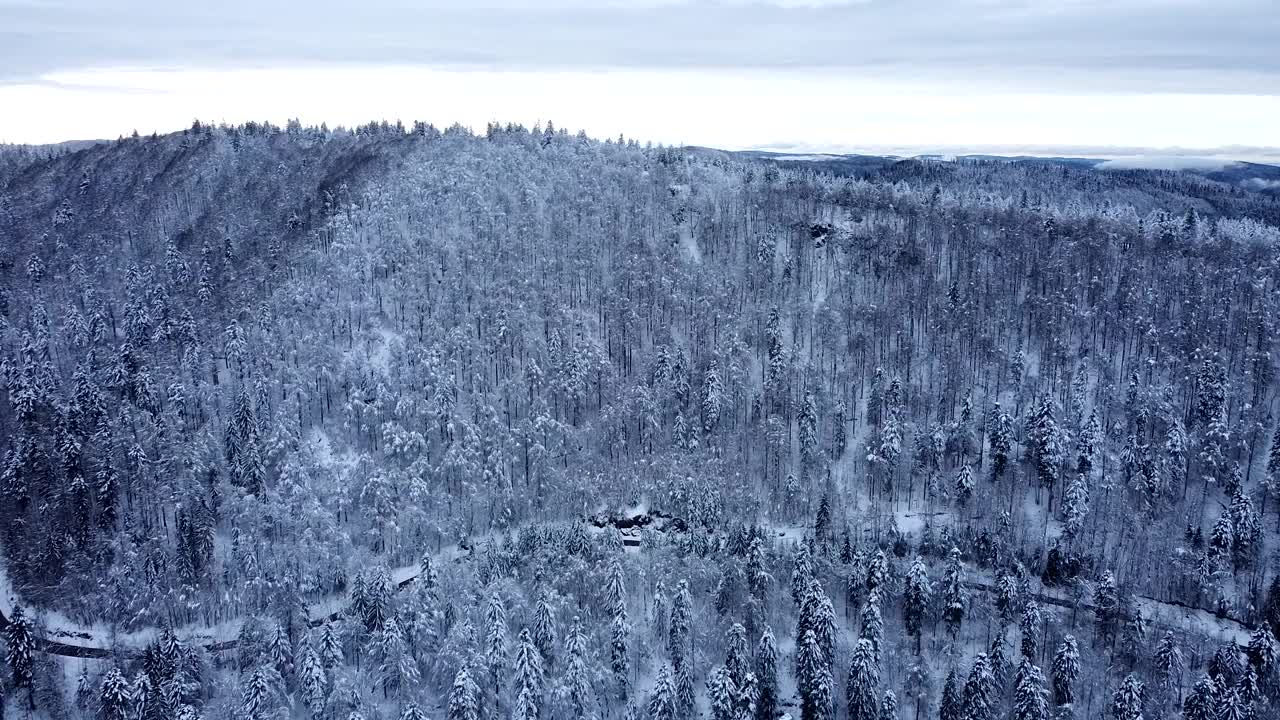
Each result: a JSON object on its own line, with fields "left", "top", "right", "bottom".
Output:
{"left": 1094, "top": 570, "right": 1119, "bottom": 643}
{"left": 708, "top": 666, "right": 737, "bottom": 720}
{"left": 610, "top": 612, "right": 631, "bottom": 699}
{"left": 846, "top": 638, "right": 880, "bottom": 720}
{"left": 267, "top": 622, "right": 294, "bottom": 679}
{"left": 961, "top": 653, "right": 995, "bottom": 720}
{"left": 512, "top": 628, "right": 544, "bottom": 715}
{"left": 860, "top": 595, "right": 884, "bottom": 662}
{"left": 1245, "top": 625, "right": 1275, "bottom": 677}
{"left": 563, "top": 617, "right": 594, "bottom": 719}
{"left": 1013, "top": 658, "right": 1049, "bottom": 720}
{"left": 300, "top": 647, "right": 327, "bottom": 719}
{"left": 939, "top": 668, "right": 962, "bottom": 720}
{"left": 903, "top": 555, "right": 931, "bottom": 653}
{"left": 240, "top": 666, "right": 280, "bottom": 720}
{"left": 1153, "top": 630, "right": 1183, "bottom": 693}
{"left": 1062, "top": 474, "right": 1090, "bottom": 542}
{"left": 756, "top": 626, "right": 779, "bottom": 720}
{"left": 879, "top": 689, "right": 898, "bottom": 720}
{"left": 1182, "top": 674, "right": 1216, "bottom": 720}
{"left": 797, "top": 629, "right": 834, "bottom": 720}
{"left": 1020, "top": 600, "right": 1042, "bottom": 659}
{"left": 989, "top": 403, "right": 1013, "bottom": 481}
{"left": 5, "top": 605, "right": 36, "bottom": 699}
{"left": 320, "top": 623, "right": 343, "bottom": 669}
{"left": 400, "top": 704, "right": 429, "bottom": 720}
{"left": 675, "top": 653, "right": 695, "bottom": 719}
{"left": 100, "top": 668, "right": 132, "bottom": 720}
{"left": 533, "top": 591, "right": 557, "bottom": 664}
{"left": 647, "top": 664, "right": 677, "bottom": 720}
{"left": 1109, "top": 674, "right": 1144, "bottom": 720}
{"left": 942, "top": 547, "right": 966, "bottom": 638}
{"left": 1051, "top": 634, "right": 1079, "bottom": 706}
{"left": 798, "top": 580, "right": 836, "bottom": 671}
{"left": 954, "top": 463, "right": 974, "bottom": 509}
{"left": 668, "top": 580, "right": 692, "bottom": 665}
{"left": 448, "top": 665, "right": 481, "bottom": 720}
{"left": 725, "top": 623, "right": 750, "bottom": 689}
{"left": 485, "top": 590, "right": 509, "bottom": 688}
{"left": 792, "top": 542, "right": 813, "bottom": 608}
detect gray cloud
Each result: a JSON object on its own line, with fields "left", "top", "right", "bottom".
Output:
{"left": 2, "top": 0, "right": 1278, "bottom": 93}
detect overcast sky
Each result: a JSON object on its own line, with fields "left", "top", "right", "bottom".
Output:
{"left": 2, "top": 0, "right": 1277, "bottom": 158}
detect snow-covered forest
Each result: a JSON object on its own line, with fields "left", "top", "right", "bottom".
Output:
{"left": 2, "top": 121, "right": 1280, "bottom": 720}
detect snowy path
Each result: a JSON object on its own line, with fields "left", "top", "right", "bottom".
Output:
{"left": 0, "top": 521, "right": 1254, "bottom": 660}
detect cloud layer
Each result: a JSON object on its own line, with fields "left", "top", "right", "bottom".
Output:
{"left": 3, "top": 0, "right": 1278, "bottom": 93}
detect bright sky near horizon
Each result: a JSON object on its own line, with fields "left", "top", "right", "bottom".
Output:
{"left": 2, "top": 0, "right": 1278, "bottom": 159}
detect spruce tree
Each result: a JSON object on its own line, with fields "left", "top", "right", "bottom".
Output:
{"left": 647, "top": 664, "right": 676, "bottom": 720}
{"left": 1051, "top": 634, "right": 1080, "bottom": 707}
{"left": 879, "top": 689, "right": 898, "bottom": 720}
{"left": 961, "top": 653, "right": 995, "bottom": 720}
{"left": 1153, "top": 630, "right": 1183, "bottom": 694}
{"left": 846, "top": 638, "right": 880, "bottom": 720}
{"left": 942, "top": 547, "right": 966, "bottom": 638}
{"left": 512, "top": 628, "right": 544, "bottom": 716}
{"left": 797, "top": 629, "right": 833, "bottom": 720}
{"left": 939, "top": 668, "right": 962, "bottom": 720}
{"left": 1013, "top": 658, "right": 1049, "bottom": 720}
{"left": 903, "top": 555, "right": 931, "bottom": 654}
{"left": 1182, "top": 674, "right": 1216, "bottom": 720}
{"left": 5, "top": 605, "right": 36, "bottom": 700}
{"left": 708, "top": 666, "right": 737, "bottom": 720}
{"left": 100, "top": 668, "right": 132, "bottom": 720}
{"left": 756, "top": 626, "right": 779, "bottom": 720}
{"left": 448, "top": 665, "right": 481, "bottom": 720}
{"left": 1109, "top": 674, "right": 1144, "bottom": 720}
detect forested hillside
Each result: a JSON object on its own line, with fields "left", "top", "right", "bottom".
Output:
{"left": 2, "top": 121, "right": 1280, "bottom": 720}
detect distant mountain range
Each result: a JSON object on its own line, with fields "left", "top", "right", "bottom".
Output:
{"left": 704, "top": 148, "right": 1280, "bottom": 194}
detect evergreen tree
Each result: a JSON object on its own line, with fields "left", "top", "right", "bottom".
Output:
{"left": 611, "top": 612, "right": 631, "bottom": 699}
{"left": 100, "top": 668, "right": 132, "bottom": 720}
{"left": 903, "top": 555, "right": 931, "bottom": 653}
{"left": 1153, "top": 630, "right": 1183, "bottom": 694}
{"left": 1051, "top": 634, "right": 1079, "bottom": 707}
{"left": 1094, "top": 570, "right": 1119, "bottom": 643}
{"left": 669, "top": 580, "right": 692, "bottom": 665}
{"left": 1182, "top": 674, "right": 1216, "bottom": 720}
{"left": 1062, "top": 474, "right": 1090, "bottom": 542}
{"left": 756, "top": 626, "right": 779, "bottom": 720}
{"left": 1013, "top": 658, "right": 1049, "bottom": 720}
{"left": 939, "top": 668, "right": 962, "bottom": 720}
{"left": 708, "top": 666, "right": 737, "bottom": 720}
{"left": 5, "top": 605, "right": 35, "bottom": 701}
{"left": 961, "top": 653, "right": 995, "bottom": 720}
{"left": 400, "top": 704, "right": 429, "bottom": 720}
{"left": 860, "top": 595, "right": 884, "bottom": 662}
{"left": 533, "top": 591, "right": 557, "bottom": 664}
{"left": 300, "top": 647, "right": 327, "bottom": 719}
{"left": 564, "top": 617, "right": 594, "bottom": 720}
{"left": 879, "top": 689, "right": 898, "bottom": 720}
{"left": 847, "top": 638, "right": 880, "bottom": 720}
{"left": 797, "top": 629, "right": 834, "bottom": 720}
{"left": 647, "top": 664, "right": 677, "bottom": 720}
{"left": 954, "top": 463, "right": 974, "bottom": 509}
{"left": 1109, "top": 674, "right": 1144, "bottom": 720}
{"left": 448, "top": 665, "right": 481, "bottom": 720}
{"left": 1020, "top": 600, "right": 1042, "bottom": 659}
{"left": 989, "top": 403, "right": 1013, "bottom": 481}
{"left": 942, "top": 547, "right": 966, "bottom": 638}
{"left": 512, "top": 628, "right": 545, "bottom": 715}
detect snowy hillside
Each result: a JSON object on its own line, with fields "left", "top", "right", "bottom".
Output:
{"left": 1, "top": 121, "right": 1280, "bottom": 720}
